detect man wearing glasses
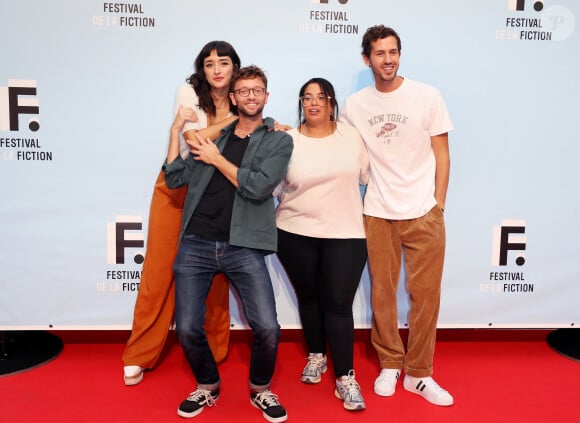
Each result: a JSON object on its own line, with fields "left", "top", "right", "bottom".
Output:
{"left": 164, "top": 65, "right": 293, "bottom": 422}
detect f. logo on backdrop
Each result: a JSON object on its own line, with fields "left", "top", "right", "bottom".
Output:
{"left": 491, "top": 220, "right": 526, "bottom": 266}
{"left": 483, "top": 220, "right": 532, "bottom": 295}
{"left": 106, "top": 216, "right": 145, "bottom": 265}
{"left": 501, "top": 0, "right": 576, "bottom": 42}
{"left": 508, "top": 0, "right": 544, "bottom": 12}
{"left": 0, "top": 79, "right": 39, "bottom": 132}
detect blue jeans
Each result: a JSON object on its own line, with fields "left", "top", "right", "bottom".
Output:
{"left": 173, "top": 235, "right": 280, "bottom": 390}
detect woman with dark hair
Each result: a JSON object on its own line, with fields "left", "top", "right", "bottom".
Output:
{"left": 186, "top": 41, "right": 240, "bottom": 118}
{"left": 275, "top": 77, "right": 369, "bottom": 410}
{"left": 122, "top": 40, "right": 240, "bottom": 386}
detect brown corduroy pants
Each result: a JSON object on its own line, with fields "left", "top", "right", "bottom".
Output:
{"left": 364, "top": 206, "right": 445, "bottom": 378}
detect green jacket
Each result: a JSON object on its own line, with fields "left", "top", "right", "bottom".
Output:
{"left": 163, "top": 117, "right": 293, "bottom": 254}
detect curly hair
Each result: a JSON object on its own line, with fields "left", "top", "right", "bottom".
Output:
{"left": 230, "top": 65, "right": 268, "bottom": 90}
{"left": 361, "top": 25, "right": 401, "bottom": 57}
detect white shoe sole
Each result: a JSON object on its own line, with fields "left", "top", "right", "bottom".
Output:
{"left": 374, "top": 384, "right": 396, "bottom": 397}
{"left": 124, "top": 369, "right": 144, "bottom": 386}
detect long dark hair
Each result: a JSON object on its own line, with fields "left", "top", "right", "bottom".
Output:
{"left": 186, "top": 40, "right": 241, "bottom": 116}
{"left": 297, "top": 77, "right": 338, "bottom": 126}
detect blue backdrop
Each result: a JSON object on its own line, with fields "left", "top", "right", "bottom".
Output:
{"left": 1, "top": 0, "right": 578, "bottom": 329}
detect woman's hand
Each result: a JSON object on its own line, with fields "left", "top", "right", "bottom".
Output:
{"left": 274, "top": 120, "right": 292, "bottom": 132}
{"left": 171, "top": 106, "right": 198, "bottom": 133}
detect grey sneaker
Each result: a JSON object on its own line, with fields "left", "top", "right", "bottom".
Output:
{"left": 177, "top": 387, "right": 219, "bottom": 418}
{"left": 334, "top": 370, "right": 366, "bottom": 411}
{"left": 301, "top": 353, "right": 327, "bottom": 384}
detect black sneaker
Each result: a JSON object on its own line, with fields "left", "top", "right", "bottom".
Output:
{"left": 250, "top": 390, "right": 288, "bottom": 422}
{"left": 177, "top": 387, "right": 219, "bottom": 418}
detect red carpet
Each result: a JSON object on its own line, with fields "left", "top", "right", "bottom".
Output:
{"left": 0, "top": 330, "right": 578, "bottom": 422}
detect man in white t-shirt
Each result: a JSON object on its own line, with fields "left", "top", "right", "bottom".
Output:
{"left": 339, "top": 25, "right": 454, "bottom": 407}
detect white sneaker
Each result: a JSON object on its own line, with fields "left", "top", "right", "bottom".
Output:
{"left": 403, "top": 375, "right": 454, "bottom": 406}
{"left": 123, "top": 365, "right": 144, "bottom": 386}
{"left": 374, "top": 368, "right": 401, "bottom": 396}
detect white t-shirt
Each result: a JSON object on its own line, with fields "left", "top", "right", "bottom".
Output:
{"left": 173, "top": 83, "right": 208, "bottom": 159}
{"left": 275, "top": 121, "right": 369, "bottom": 239}
{"left": 339, "top": 78, "right": 453, "bottom": 220}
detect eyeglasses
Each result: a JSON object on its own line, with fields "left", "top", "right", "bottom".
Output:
{"left": 300, "top": 94, "right": 331, "bottom": 106}
{"left": 233, "top": 87, "right": 266, "bottom": 97}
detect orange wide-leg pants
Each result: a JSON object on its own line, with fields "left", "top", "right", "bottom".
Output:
{"left": 122, "top": 171, "right": 230, "bottom": 368}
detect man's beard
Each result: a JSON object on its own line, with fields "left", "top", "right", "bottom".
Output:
{"left": 237, "top": 104, "right": 264, "bottom": 118}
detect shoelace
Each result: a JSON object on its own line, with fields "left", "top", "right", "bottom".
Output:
{"left": 254, "top": 390, "right": 280, "bottom": 407}
{"left": 304, "top": 355, "right": 325, "bottom": 375}
{"left": 187, "top": 389, "right": 217, "bottom": 407}
{"left": 377, "top": 369, "right": 399, "bottom": 385}
{"left": 340, "top": 371, "right": 363, "bottom": 400}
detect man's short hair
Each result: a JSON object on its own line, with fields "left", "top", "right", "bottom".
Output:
{"left": 362, "top": 25, "right": 402, "bottom": 57}
{"left": 231, "top": 65, "right": 268, "bottom": 90}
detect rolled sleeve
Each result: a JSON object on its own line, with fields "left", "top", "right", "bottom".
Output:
{"left": 162, "top": 156, "right": 189, "bottom": 188}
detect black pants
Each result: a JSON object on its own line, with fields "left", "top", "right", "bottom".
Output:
{"left": 277, "top": 229, "right": 367, "bottom": 377}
